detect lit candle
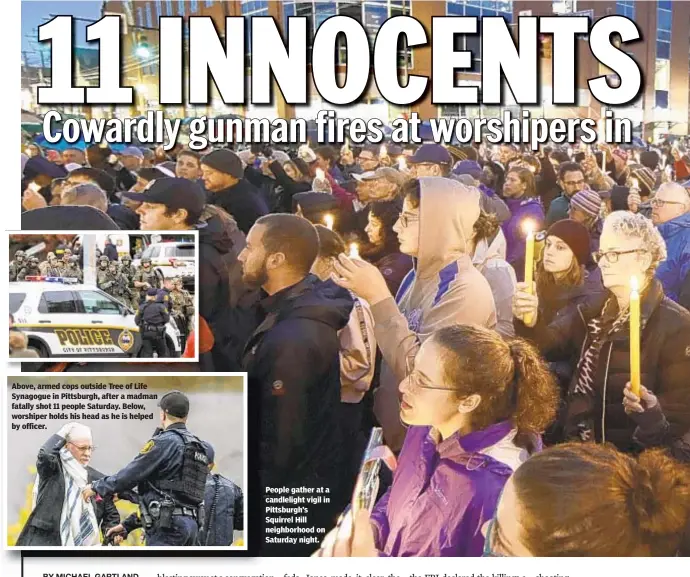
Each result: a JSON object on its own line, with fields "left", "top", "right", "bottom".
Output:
{"left": 99, "top": 141, "right": 108, "bottom": 149}
{"left": 315, "top": 168, "right": 325, "bottom": 180}
{"left": 629, "top": 276, "right": 641, "bottom": 397}
{"left": 522, "top": 220, "right": 536, "bottom": 326}
{"left": 661, "top": 154, "right": 667, "bottom": 169}
{"left": 349, "top": 242, "right": 360, "bottom": 259}
{"left": 567, "top": 146, "right": 573, "bottom": 159}
{"left": 398, "top": 156, "right": 407, "bottom": 172}
{"left": 323, "top": 213, "right": 334, "bottom": 230}
{"left": 380, "top": 144, "right": 388, "bottom": 158}
{"left": 631, "top": 178, "right": 639, "bottom": 190}
{"left": 600, "top": 148, "right": 607, "bottom": 173}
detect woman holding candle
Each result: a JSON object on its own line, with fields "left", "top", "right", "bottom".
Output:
{"left": 318, "top": 325, "right": 558, "bottom": 557}
{"left": 514, "top": 211, "right": 690, "bottom": 454}
{"left": 332, "top": 177, "right": 497, "bottom": 451}
{"left": 500, "top": 167, "right": 545, "bottom": 281}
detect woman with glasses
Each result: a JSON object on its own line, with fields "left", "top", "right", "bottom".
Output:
{"left": 500, "top": 166, "right": 545, "bottom": 281}
{"left": 16, "top": 422, "right": 120, "bottom": 546}
{"left": 513, "top": 211, "right": 690, "bottom": 455}
{"left": 332, "top": 177, "right": 497, "bottom": 452}
{"left": 483, "top": 443, "right": 690, "bottom": 556}
{"left": 319, "top": 325, "right": 558, "bottom": 557}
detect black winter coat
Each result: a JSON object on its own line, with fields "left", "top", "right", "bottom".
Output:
{"left": 208, "top": 179, "right": 268, "bottom": 235}
{"left": 16, "top": 434, "right": 120, "bottom": 546}
{"left": 521, "top": 279, "right": 690, "bottom": 454}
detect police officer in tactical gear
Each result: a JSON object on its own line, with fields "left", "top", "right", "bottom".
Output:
{"left": 62, "top": 255, "right": 83, "bottom": 282}
{"left": 97, "top": 255, "right": 111, "bottom": 289}
{"left": 9, "top": 250, "right": 27, "bottom": 281}
{"left": 199, "top": 441, "right": 243, "bottom": 546}
{"left": 135, "top": 288, "right": 170, "bottom": 357}
{"left": 61, "top": 248, "right": 73, "bottom": 266}
{"left": 17, "top": 257, "right": 41, "bottom": 280}
{"left": 83, "top": 391, "right": 208, "bottom": 546}
{"left": 40, "top": 252, "right": 64, "bottom": 277}
{"left": 133, "top": 257, "right": 161, "bottom": 302}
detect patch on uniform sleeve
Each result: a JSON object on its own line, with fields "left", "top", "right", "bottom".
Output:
{"left": 271, "top": 380, "right": 285, "bottom": 396}
{"left": 139, "top": 440, "right": 155, "bottom": 454}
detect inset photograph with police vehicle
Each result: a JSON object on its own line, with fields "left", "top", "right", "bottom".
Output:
{"left": 6, "top": 374, "right": 246, "bottom": 549}
{"left": 8, "top": 231, "right": 199, "bottom": 361}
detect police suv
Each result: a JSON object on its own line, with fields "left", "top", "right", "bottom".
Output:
{"left": 10, "top": 277, "right": 182, "bottom": 358}
{"left": 134, "top": 241, "right": 196, "bottom": 291}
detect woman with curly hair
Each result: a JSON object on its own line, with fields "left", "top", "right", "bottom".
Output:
{"left": 363, "top": 199, "right": 413, "bottom": 296}
{"left": 484, "top": 443, "right": 690, "bottom": 556}
{"left": 319, "top": 324, "right": 559, "bottom": 557}
{"left": 513, "top": 211, "right": 690, "bottom": 456}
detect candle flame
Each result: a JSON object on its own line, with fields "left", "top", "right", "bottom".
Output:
{"left": 380, "top": 145, "right": 388, "bottom": 157}
{"left": 630, "top": 276, "right": 639, "bottom": 292}
{"left": 521, "top": 219, "right": 535, "bottom": 236}
{"left": 315, "top": 168, "right": 325, "bottom": 180}
{"left": 631, "top": 178, "right": 639, "bottom": 190}
{"left": 349, "top": 242, "right": 359, "bottom": 258}
{"left": 99, "top": 141, "right": 108, "bottom": 149}
{"left": 323, "top": 214, "right": 334, "bottom": 230}
{"left": 398, "top": 156, "right": 407, "bottom": 171}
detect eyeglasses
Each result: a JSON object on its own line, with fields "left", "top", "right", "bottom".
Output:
{"left": 68, "top": 442, "right": 95, "bottom": 452}
{"left": 650, "top": 198, "right": 687, "bottom": 208}
{"left": 404, "top": 355, "right": 456, "bottom": 392}
{"left": 398, "top": 212, "right": 420, "bottom": 228}
{"left": 592, "top": 248, "right": 647, "bottom": 264}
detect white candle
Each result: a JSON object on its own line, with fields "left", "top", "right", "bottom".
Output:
{"left": 349, "top": 242, "right": 360, "bottom": 259}
{"left": 398, "top": 156, "right": 407, "bottom": 171}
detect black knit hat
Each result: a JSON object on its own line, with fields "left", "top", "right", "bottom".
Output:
{"left": 201, "top": 149, "right": 244, "bottom": 179}
{"left": 546, "top": 219, "right": 591, "bottom": 267}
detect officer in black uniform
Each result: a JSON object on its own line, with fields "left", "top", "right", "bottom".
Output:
{"left": 135, "top": 287, "right": 170, "bottom": 357}
{"left": 83, "top": 391, "right": 208, "bottom": 546}
{"left": 199, "top": 441, "right": 244, "bottom": 546}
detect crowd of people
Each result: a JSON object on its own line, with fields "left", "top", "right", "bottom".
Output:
{"left": 20, "top": 128, "right": 690, "bottom": 556}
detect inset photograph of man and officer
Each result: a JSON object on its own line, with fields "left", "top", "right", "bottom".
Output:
{"left": 8, "top": 232, "right": 198, "bottom": 361}
{"left": 7, "top": 374, "right": 246, "bottom": 549}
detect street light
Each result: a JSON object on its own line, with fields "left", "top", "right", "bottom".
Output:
{"left": 135, "top": 44, "right": 150, "bottom": 59}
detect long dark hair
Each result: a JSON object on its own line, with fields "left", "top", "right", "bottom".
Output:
{"left": 364, "top": 198, "right": 404, "bottom": 259}
{"left": 433, "top": 325, "right": 558, "bottom": 448}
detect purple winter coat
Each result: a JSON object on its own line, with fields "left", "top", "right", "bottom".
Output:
{"left": 501, "top": 197, "right": 545, "bottom": 279}
{"left": 369, "top": 421, "right": 533, "bottom": 557}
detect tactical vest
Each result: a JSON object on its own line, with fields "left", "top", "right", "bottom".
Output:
{"left": 156, "top": 429, "right": 208, "bottom": 506}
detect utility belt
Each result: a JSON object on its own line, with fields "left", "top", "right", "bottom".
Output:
{"left": 141, "top": 498, "right": 200, "bottom": 530}
{"left": 143, "top": 324, "right": 165, "bottom": 334}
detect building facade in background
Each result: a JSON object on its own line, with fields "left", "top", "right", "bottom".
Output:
{"left": 24, "top": 0, "right": 690, "bottom": 137}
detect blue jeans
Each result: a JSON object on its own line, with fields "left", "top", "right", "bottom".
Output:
{"left": 146, "top": 515, "right": 198, "bottom": 546}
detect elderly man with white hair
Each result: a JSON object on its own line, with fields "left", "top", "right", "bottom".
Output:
{"left": 652, "top": 181, "right": 690, "bottom": 310}
{"left": 16, "top": 423, "right": 120, "bottom": 546}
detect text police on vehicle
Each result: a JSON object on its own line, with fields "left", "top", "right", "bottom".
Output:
{"left": 9, "top": 276, "right": 182, "bottom": 358}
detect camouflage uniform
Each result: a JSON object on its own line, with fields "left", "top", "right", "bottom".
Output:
{"left": 40, "top": 252, "right": 64, "bottom": 277}
{"left": 173, "top": 278, "right": 195, "bottom": 332}
{"left": 9, "top": 250, "right": 27, "bottom": 282}
{"left": 133, "top": 259, "right": 162, "bottom": 302}
{"left": 96, "top": 256, "right": 113, "bottom": 291}
{"left": 62, "top": 256, "right": 83, "bottom": 282}
{"left": 119, "top": 255, "right": 138, "bottom": 308}
{"left": 17, "top": 257, "right": 42, "bottom": 281}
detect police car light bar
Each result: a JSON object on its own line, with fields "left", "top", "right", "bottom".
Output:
{"left": 24, "top": 276, "right": 78, "bottom": 284}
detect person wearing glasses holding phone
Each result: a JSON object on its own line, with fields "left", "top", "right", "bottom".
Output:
{"left": 318, "top": 325, "right": 558, "bottom": 557}
{"left": 16, "top": 423, "right": 120, "bottom": 546}
{"left": 513, "top": 211, "right": 690, "bottom": 455}
{"left": 652, "top": 182, "right": 690, "bottom": 310}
